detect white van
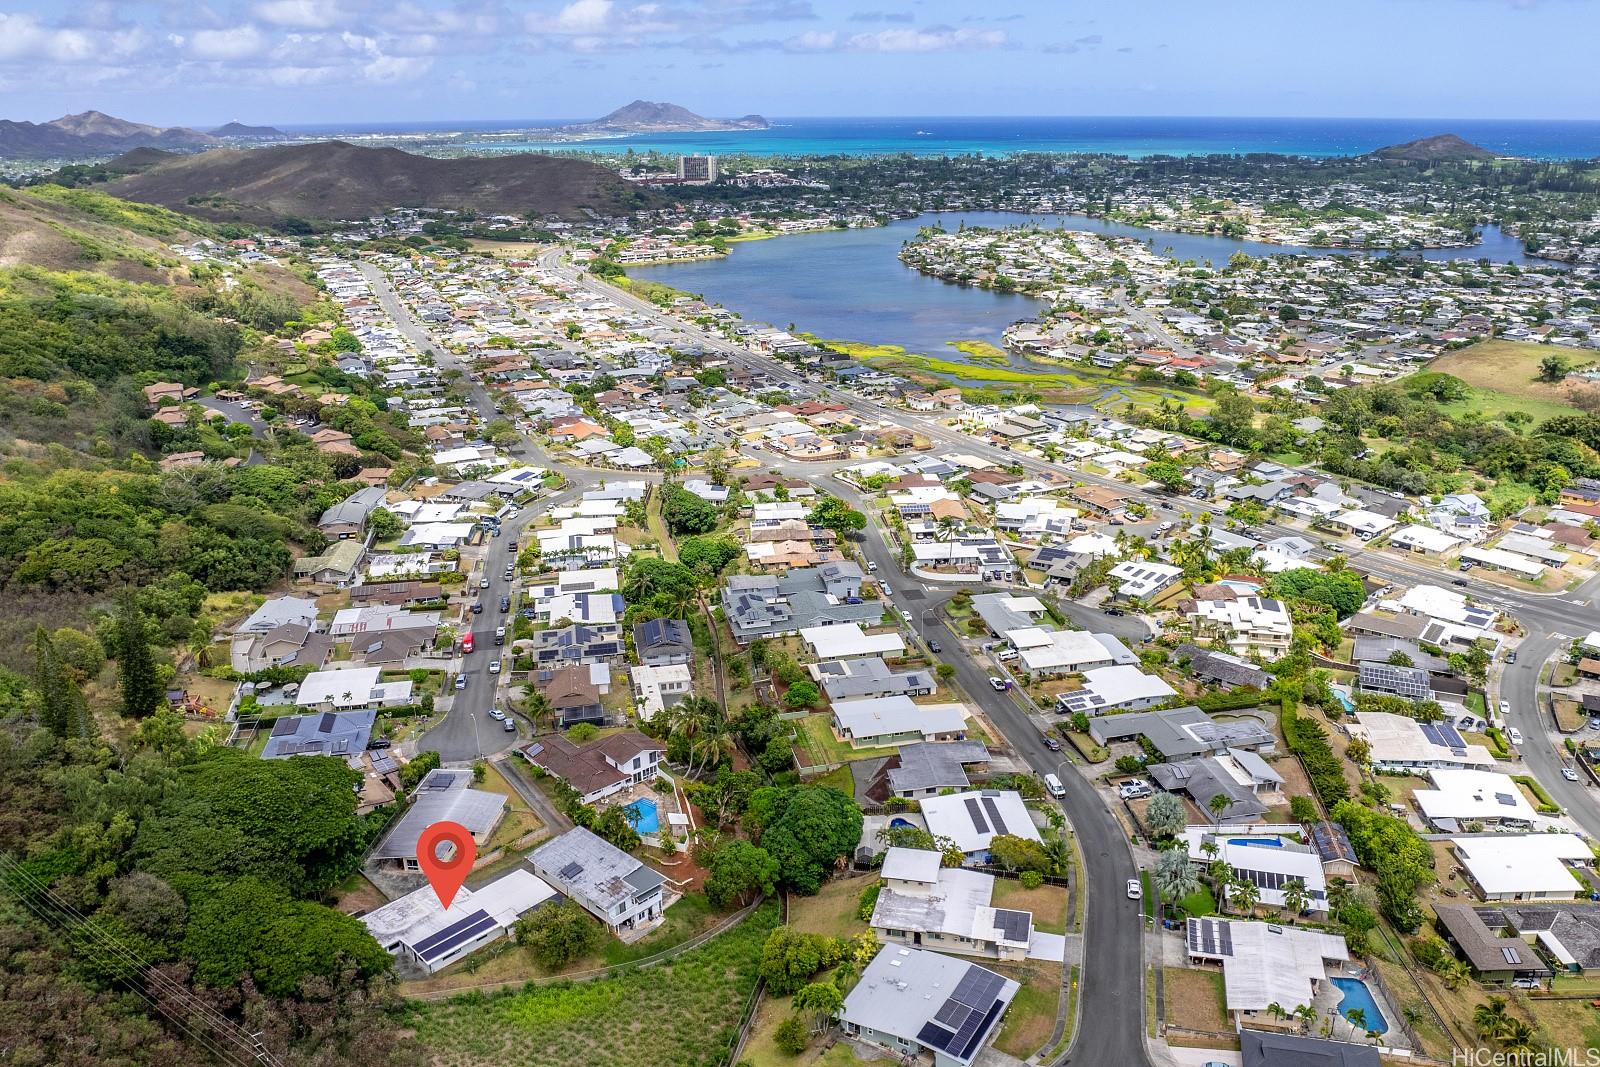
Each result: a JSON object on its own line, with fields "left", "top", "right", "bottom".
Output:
{"left": 1044, "top": 773, "right": 1066, "bottom": 798}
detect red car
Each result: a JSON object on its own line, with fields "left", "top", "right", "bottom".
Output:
{"left": 461, "top": 633, "right": 475, "bottom": 654}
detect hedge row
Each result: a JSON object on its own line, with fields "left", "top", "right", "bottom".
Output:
{"left": 1281, "top": 698, "right": 1350, "bottom": 808}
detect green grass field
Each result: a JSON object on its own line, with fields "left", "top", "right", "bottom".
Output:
{"left": 406, "top": 901, "right": 779, "bottom": 1067}
{"left": 1430, "top": 340, "right": 1586, "bottom": 420}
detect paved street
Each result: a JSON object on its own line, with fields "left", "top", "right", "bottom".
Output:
{"left": 1499, "top": 631, "right": 1600, "bottom": 839}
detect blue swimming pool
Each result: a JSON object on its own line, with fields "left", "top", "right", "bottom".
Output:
{"left": 1228, "top": 838, "right": 1285, "bottom": 848}
{"left": 890, "top": 817, "right": 915, "bottom": 829}
{"left": 623, "top": 798, "right": 660, "bottom": 835}
{"left": 1333, "top": 689, "right": 1356, "bottom": 715}
{"left": 1331, "top": 977, "right": 1388, "bottom": 1035}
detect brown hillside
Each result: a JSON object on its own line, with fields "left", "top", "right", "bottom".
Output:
{"left": 105, "top": 140, "right": 658, "bottom": 225}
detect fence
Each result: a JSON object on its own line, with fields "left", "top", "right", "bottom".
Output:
{"left": 405, "top": 897, "right": 763, "bottom": 1002}
{"left": 720, "top": 893, "right": 792, "bottom": 1067}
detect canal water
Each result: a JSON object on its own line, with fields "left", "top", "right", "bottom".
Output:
{"left": 629, "top": 211, "right": 1545, "bottom": 363}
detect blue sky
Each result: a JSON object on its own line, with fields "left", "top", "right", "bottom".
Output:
{"left": 0, "top": 1, "right": 1595, "bottom": 126}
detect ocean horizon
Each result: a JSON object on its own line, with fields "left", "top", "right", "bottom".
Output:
{"left": 275, "top": 115, "right": 1600, "bottom": 160}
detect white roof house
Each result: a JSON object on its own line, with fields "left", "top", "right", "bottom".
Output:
{"left": 1396, "top": 585, "right": 1498, "bottom": 631}
{"left": 294, "top": 666, "right": 413, "bottom": 710}
{"left": 1453, "top": 834, "right": 1592, "bottom": 901}
{"left": 870, "top": 848, "right": 1039, "bottom": 962}
{"left": 1181, "top": 835, "right": 1327, "bottom": 913}
{"left": 1186, "top": 917, "right": 1349, "bottom": 1015}
{"left": 1347, "top": 712, "right": 1494, "bottom": 771}
{"left": 832, "top": 697, "right": 969, "bottom": 749}
{"left": 1413, "top": 769, "right": 1542, "bottom": 830}
{"left": 1460, "top": 546, "right": 1545, "bottom": 579}
{"left": 919, "top": 790, "right": 1041, "bottom": 860}
{"left": 801, "top": 623, "right": 906, "bottom": 661}
{"left": 1013, "top": 630, "right": 1136, "bottom": 676}
{"left": 1108, "top": 560, "right": 1182, "bottom": 599}
{"left": 1389, "top": 524, "right": 1465, "bottom": 555}
{"left": 1054, "top": 664, "right": 1177, "bottom": 716}
{"left": 361, "top": 869, "right": 557, "bottom": 974}
{"left": 841, "top": 947, "right": 1019, "bottom": 1067}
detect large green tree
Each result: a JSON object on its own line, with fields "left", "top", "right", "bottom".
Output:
{"left": 751, "top": 784, "right": 863, "bottom": 895}
{"left": 111, "top": 595, "right": 163, "bottom": 718}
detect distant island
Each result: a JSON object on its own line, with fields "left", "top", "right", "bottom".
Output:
{"left": 0, "top": 110, "right": 216, "bottom": 159}
{"left": 1368, "top": 133, "right": 1498, "bottom": 162}
{"left": 568, "top": 100, "right": 768, "bottom": 134}
{"left": 209, "top": 121, "right": 288, "bottom": 140}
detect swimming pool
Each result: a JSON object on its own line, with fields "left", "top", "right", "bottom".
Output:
{"left": 1330, "top": 977, "right": 1388, "bottom": 1035}
{"left": 1333, "top": 689, "right": 1356, "bottom": 715}
{"left": 889, "top": 817, "right": 916, "bottom": 829}
{"left": 1228, "top": 838, "right": 1285, "bottom": 848}
{"left": 623, "top": 798, "right": 660, "bottom": 835}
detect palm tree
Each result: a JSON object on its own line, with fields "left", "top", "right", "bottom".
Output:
{"left": 1265, "top": 1002, "right": 1285, "bottom": 1024}
{"left": 793, "top": 981, "right": 845, "bottom": 1032}
{"left": 1281, "top": 878, "right": 1308, "bottom": 920}
{"left": 1344, "top": 1007, "right": 1367, "bottom": 1032}
{"left": 1292, "top": 1004, "right": 1317, "bottom": 1032}
{"left": 1230, "top": 876, "right": 1260, "bottom": 917}
{"left": 1437, "top": 959, "right": 1471, "bottom": 991}
{"left": 1474, "top": 997, "right": 1510, "bottom": 1040}
{"left": 1498, "top": 1019, "right": 1536, "bottom": 1054}
{"left": 1208, "top": 791, "right": 1233, "bottom": 830}
{"left": 1153, "top": 849, "right": 1200, "bottom": 905}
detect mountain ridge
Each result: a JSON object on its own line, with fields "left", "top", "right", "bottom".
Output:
{"left": 570, "top": 100, "right": 768, "bottom": 133}
{"left": 0, "top": 110, "right": 217, "bottom": 159}
{"left": 1368, "top": 133, "right": 1498, "bottom": 163}
{"left": 103, "top": 140, "right": 659, "bottom": 226}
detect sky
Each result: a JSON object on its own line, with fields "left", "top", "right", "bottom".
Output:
{"left": 0, "top": 0, "right": 1596, "bottom": 127}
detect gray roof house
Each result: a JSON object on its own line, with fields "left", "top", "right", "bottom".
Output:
{"left": 372, "top": 768, "right": 507, "bottom": 871}
{"left": 1241, "top": 1031, "right": 1378, "bottom": 1067}
{"left": 261, "top": 708, "right": 375, "bottom": 760}
{"left": 1147, "top": 751, "right": 1280, "bottom": 822}
{"left": 1089, "top": 705, "right": 1276, "bottom": 760}
{"left": 528, "top": 827, "right": 666, "bottom": 935}
{"left": 318, "top": 485, "right": 389, "bottom": 538}
{"left": 531, "top": 624, "right": 624, "bottom": 666}
{"left": 841, "top": 947, "right": 1019, "bottom": 1067}
{"left": 632, "top": 619, "right": 694, "bottom": 667}
{"left": 721, "top": 566, "right": 879, "bottom": 645}
{"left": 814, "top": 657, "right": 936, "bottom": 701}
{"left": 877, "top": 740, "right": 991, "bottom": 799}
{"left": 1174, "top": 645, "right": 1271, "bottom": 691}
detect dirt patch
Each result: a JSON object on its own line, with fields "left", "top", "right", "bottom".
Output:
{"left": 1163, "top": 966, "right": 1230, "bottom": 1033}
{"left": 991, "top": 878, "right": 1069, "bottom": 934}
{"left": 1431, "top": 340, "right": 1586, "bottom": 404}
{"left": 333, "top": 873, "right": 389, "bottom": 915}
{"left": 788, "top": 875, "right": 872, "bottom": 940}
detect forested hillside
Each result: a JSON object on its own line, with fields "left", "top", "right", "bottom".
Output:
{"left": 0, "top": 185, "right": 423, "bottom": 1066}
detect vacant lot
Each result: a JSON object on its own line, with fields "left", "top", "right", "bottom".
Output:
{"left": 1163, "top": 967, "right": 1229, "bottom": 1034}
{"left": 1430, "top": 340, "right": 1585, "bottom": 420}
{"left": 991, "top": 878, "right": 1069, "bottom": 935}
{"left": 407, "top": 901, "right": 779, "bottom": 1067}
{"left": 992, "top": 960, "right": 1063, "bottom": 1057}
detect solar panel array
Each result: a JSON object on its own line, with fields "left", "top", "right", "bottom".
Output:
{"left": 1187, "top": 917, "right": 1236, "bottom": 957}
{"left": 559, "top": 860, "right": 584, "bottom": 880}
{"left": 413, "top": 908, "right": 495, "bottom": 965}
{"left": 992, "top": 909, "right": 1031, "bottom": 942}
{"left": 963, "top": 798, "right": 988, "bottom": 834}
{"left": 980, "top": 796, "right": 1008, "bottom": 836}
{"left": 915, "top": 966, "right": 1008, "bottom": 1060}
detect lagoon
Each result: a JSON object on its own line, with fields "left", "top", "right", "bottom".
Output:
{"left": 630, "top": 211, "right": 1543, "bottom": 362}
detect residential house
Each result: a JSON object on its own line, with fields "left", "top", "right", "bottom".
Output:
{"left": 361, "top": 870, "right": 558, "bottom": 975}
{"left": 535, "top": 664, "right": 609, "bottom": 727}
{"left": 371, "top": 769, "right": 506, "bottom": 872}
{"left": 1053, "top": 665, "right": 1177, "bottom": 716}
{"left": 840, "top": 948, "right": 1018, "bottom": 1067}
{"left": 869, "top": 849, "right": 1035, "bottom": 962}
{"left": 832, "top": 696, "right": 969, "bottom": 749}
{"left": 918, "top": 789, "right": 1041, "bottom": 864}
{"left": 873, "top": 740, "right": 990, "bottom": 800}
{"left": 633, "top": 619, "right": 693, "bottom": 666}
{"left": 1185, "top": 917, "right": 1349, "bottom": 1024}
{"left": 528, "top": 827, "right": 666, "bottom": 935}
{"left": 260, "top": 708, "right": 375, "bottom": 760}
{"left": 521, "top": 730, "right": 663, "bottom": 804}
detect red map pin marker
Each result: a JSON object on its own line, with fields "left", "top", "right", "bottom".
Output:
{"left": 416, "top": 820, "right": 475, "bottom": 909}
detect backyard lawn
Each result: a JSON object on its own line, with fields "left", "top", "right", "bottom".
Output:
{"left": 991, "top": 878, "right": 1069, "bottom": 935}
{"left": 1171, "top": 885, "right": 1217, "bottom": 919}
{"left": 792, "top": 713, "right": 899, "bottom": 766}
{"left": 406, "top": 901, "right": 780, "bottom": 1067}
{"left": 787, "top": 875, "right": 872, "bottom": 940}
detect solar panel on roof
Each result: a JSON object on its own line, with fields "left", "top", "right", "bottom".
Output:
{"left": 916, "top": 1021, "right": 956, "bottom": 1054}
{"left": 981, "top": 796, "right": 1008, "bottom": 836}
{"left": 413, "top": 908, "right": 496, "bottom": 963}
{"left": 318, "top": 712, "right": 336, "bottom": 732}
{"left": 951, "top": 967, "right": 1005, "bottom": 1009}
{"left": 559, "top": 861, "right": 584, "bottom": 880}
{"left": 963, "top": 798, "right": 989, "bottom": 834}
{"left": 952, "top": 1000, "right": 1005, "bottom": 1059}
{"left": 271, "top": 717, "right": 299, "bottom": 737}
{"left": 1501, "top": 946, "right": 1521, "bottom": 964}
{"left": 932, "top": 1000, "right": 972, "bottom": 1030}
{"left": 993, "top": 909, "right": 1031, "bottom": 941}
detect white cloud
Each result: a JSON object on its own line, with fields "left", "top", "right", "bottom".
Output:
{"left": 252, "top": 0, "right": 345, "bottom": 29}
{"left": 552, "top": 0, "right": 615, "bottom": 32}
{"left": 187, "top": 25, "right": 265, "bottom": 60}
{"left": 0, "top": 14, "right": 96, "bottom": 62}
{"left": 785, "top": 25, "right": 1004, "bottom": 52}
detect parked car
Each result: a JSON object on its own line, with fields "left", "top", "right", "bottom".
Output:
{"left": 1119, "top": 781, "right": 1152, "bottom": 800}
{"left": 1452, "top": 578, "right": 1469, "bottom": 587}
{"left": 1499, "top": 700, "right": 1510, "bottom": 716}
{"left": 1042, "top": 734, "right": 1060, "bottom": 751}
{"left": 487, "top": 707, "right": 504, "bottom": 720}
{"left": 1505, "top": 650, "right": 1517, "bottom": 664}
{"left": 489, "top": 659, "right": 501, "bottom": 674}
{"left": 453, "top": 674, "right": 467, "bottom": 690}
{"left": 1507, "top": 727, "right": 1524, "bottom": 746}
{"left": 1563, "top": 766, "right": 1580, "bottom": 782}
{"left": 367, "top": 738, "right": 392, "bottom": 750}
{"left": 901, "top": 610, "right": 913, "bottom": 622}
{"left": 928, "top": 639, "right": 942, "bottom": 654}
{"left": 1044, "top": 773, "right": 1066, "bottom": 798}
{"left": 1126, "top": 879, "right": 1142, "bottom": 900}
{"left": 1104, "top": 607, "right": 1126, "bottom": 617}
{"left": 503, "top": 717, "right": 517, "bottom": 733}
{"left": 479, "top": 577, "right": 490, "bottom": 589}
{"left": 988, "top": 677, "right": 1010, "bottom": 692}
{"left": 471, "top": 602, "right": 484, "bottom": 614}
{"left": 866, "top": 560, "right": 877, "bottom": 572}
{"left": 1512, "top": 978, "right": 1541, "bottom": 989}
{"left": 880, "top": 585, "right": 893, "bottom": 598}
{"left": 997, "top": 649, "right": 1019, "bottom": 662}
{"left": 499, "top": 596, "right": 511, "bottom": 612}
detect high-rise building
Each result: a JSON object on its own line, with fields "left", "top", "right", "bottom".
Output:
{"left": 677, "top": 155, "right": 717, "bottom": 183}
